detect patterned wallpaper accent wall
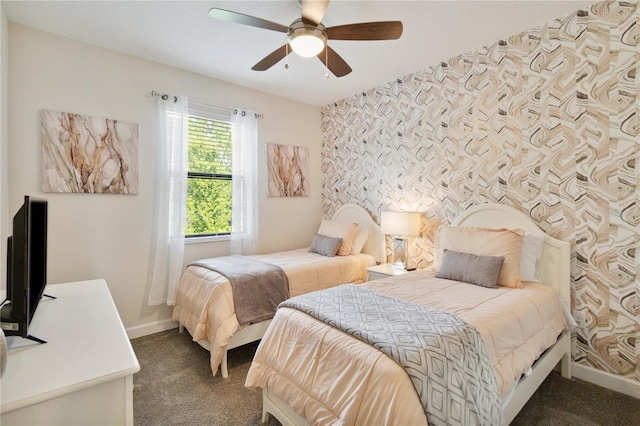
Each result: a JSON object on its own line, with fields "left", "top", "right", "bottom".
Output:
{"left": 321, "top": 0, "right": 639, "bottom": 382}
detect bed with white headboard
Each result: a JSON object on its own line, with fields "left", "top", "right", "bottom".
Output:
{"left": 246, "top": 203, "right": 572, "bottom": 425}
{"left": 172, "top": 203, "right": 384, "bottom": 378}
{"left": 451, "top": 203, "right": 571, "bottom": 423}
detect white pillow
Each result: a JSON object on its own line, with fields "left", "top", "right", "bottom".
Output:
{"left": 351, "top": 226, "right": 369, "bottom": 254}
{"left": 520, "top": 232, "right": 545, "bottom": 282}
{"left": 317, "top": 220, "right": 359, "bottom": 256}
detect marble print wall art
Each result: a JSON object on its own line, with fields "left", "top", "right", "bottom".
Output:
{"left": 41, "top": 110, "right": 139, "bottom": 194}
{"left": 266, "top": 143, "right": 309, "bottom": 197}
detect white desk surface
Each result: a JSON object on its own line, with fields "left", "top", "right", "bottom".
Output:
{"left": 0, "top": 279, "right": 140, "bottom": 413}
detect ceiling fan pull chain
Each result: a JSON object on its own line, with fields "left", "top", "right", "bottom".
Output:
{"left": 324, "top": 47, "right": 329, "bottom": 79}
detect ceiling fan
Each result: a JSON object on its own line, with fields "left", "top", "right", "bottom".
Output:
{"left": 209, "top": 0, "right": 403, "bottom": 78}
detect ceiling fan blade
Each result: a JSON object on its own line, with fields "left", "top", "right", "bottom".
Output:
{"left": 327, "top": 21, "right": 403, "bottom": 40}
{"left": 209, "top": 8, "right": 288, "bottom": 33}
{"left": 252, "top": 44, "right": 292, "bottom": 71}
{"left": 301, "top": 0, "right": 329, "bottom": 25}
{"left": 317, "top": 46, "right": 352, "bottom": 77}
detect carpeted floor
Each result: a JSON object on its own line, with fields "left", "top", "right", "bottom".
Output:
{"left": 132, "top": 329, "right": 640, "bottom": 425}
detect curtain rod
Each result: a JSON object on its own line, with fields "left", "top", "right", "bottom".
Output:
{"left": 233, "top": 108, "right": 264, "bottom": 120}
{"left": 150, "top": 91, "right": 263, "bottom": 119}
{"left": 150, "top": 90, "right": 177, "bottom": 103}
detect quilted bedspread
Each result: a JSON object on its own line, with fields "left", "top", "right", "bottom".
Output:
{"left": 280, "top": 284, "right": 502, "bottom": 425}
{"left": 172, "top": 249, "right": 375, "bottom": 376}
{"left": 246, "top": 269, "right": 567, "bottom": 425}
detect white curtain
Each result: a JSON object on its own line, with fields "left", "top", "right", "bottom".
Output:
{"left": 147, "top": 94, "right": 189, "bottom": 306}
{"left": 230, "top": 108, "right": 259, "bottom": 255}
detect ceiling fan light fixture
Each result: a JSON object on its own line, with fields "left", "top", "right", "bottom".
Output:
{"left": 290, "top": 34, "right": 325, "bottom": 57}
{"left": 288, "top": 19, "right": 327, "bottom": 58}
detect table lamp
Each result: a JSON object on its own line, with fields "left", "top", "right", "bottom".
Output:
{"left": 380, "top": 211, "right": 421, "bottom": 270}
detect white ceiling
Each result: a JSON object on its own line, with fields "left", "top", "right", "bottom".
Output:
{"left": 4, "top": 0, "right": 595, "bottom": 107}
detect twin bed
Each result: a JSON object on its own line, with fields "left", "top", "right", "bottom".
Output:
{"left": 244, "top": 203, "right": 573, "bottom": 425}
{"left": 173, "top": 202, "right": 572, "bottom": 424}
{"left": 172, "top": 204, "right": 385, "bottom": 378}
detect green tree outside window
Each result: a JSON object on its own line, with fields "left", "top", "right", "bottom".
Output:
{"left": 186, "top": 111, "right": 232, "bottom": 237}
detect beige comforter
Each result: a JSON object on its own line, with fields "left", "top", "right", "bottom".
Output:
{"left": 245, "top": 269, "right": 567, "bottom": 425}
{"left": 172, "top": 249, "right": 375, "bottom": 376}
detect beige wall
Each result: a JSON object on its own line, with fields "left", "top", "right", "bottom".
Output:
{"left": 1, "top": 3, "right": 9, "bottom": 289}
{"left": 6, "top": 23, "right": 322, "bottom": 331}
{"left": 322, "top": 0, "right": 639, "bottom": 385}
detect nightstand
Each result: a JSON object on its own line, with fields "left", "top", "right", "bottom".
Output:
{"left": 366, "top": 264, "right": 413, "bottom": 281}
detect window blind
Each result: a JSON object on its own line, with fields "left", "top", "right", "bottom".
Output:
{"left": 186, "top": 103, "right": 233, "bottom": 237}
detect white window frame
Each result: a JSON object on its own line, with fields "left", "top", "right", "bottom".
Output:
{"left": 185, "top": 103, "right": 233, "bottom": 243}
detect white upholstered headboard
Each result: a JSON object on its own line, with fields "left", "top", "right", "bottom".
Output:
{"left": 453, "top": 203, "right": 571, "bottom": 307}
{"left": 332, "top": 204, "right": 385, "bottom": 264}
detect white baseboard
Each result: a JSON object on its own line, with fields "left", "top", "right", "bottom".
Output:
{"left": 126, "top": 319, "right": 179, "bottom": 340}
{"left": 571, "top": 362, "right": 640, "bottom": 400}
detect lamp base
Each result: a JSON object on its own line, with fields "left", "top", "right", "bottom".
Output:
{"left": 391, "top": 236, "right": 412, "bottom": 271}
{"left": 391, "top": 261, "right": 406, "bottom": 271}
{"left": 391, "top": 262, "right": 416, "bottom": 271}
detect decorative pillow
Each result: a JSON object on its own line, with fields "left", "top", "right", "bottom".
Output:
{"left": 436, "top": 249, "right": 505, "bottom": 288}
{"left": 309, "top": 234, "right": 343, "bottom": 257}
{"left": 435, "top": 224, "right": 525, "bottom": 288}
{"left": 521, "top": 232, "right": 545, "bottom": 282}
{"left": 317, "top": 220, "right": 359, "bottom": 256}
{"left": 351, "top": 226, "right": 369, "bottom": 254}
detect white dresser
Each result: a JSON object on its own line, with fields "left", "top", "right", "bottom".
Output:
{"left": 0, "top": 279, "right": 140, "bottom": 425}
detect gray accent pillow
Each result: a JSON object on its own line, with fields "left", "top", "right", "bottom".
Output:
{"left": 309, "top": 233, "right": 343, "bottom": 257}
{"left": 435, "top": 249, "right": 505, "bottom": 288}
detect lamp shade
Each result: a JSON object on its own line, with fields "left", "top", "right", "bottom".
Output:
{"left": 380, "top": 211, "right": 421, "bottom": 236}
{"left": 288, "top": 23, "right": 327, "bottom": 58}
{"left": 290, "top": 33, "right": 325, "bottom": 57}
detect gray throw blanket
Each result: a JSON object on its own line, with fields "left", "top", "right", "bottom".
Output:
{"left": 191, "top": 255, "right": 289, "bottom": 326}
{"left": 280, "top": 284, "right": 502, "bottom": 426}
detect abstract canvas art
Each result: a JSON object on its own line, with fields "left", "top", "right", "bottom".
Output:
{"left": 266, "top": 143, "right": 309, "bottom": 197}
{"left": 41, "top": 110, "right": 139, "bottom": 194}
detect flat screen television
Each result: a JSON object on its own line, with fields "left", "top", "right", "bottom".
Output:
{"left": 1, "top": 196, "right": 48, "bottom": 344}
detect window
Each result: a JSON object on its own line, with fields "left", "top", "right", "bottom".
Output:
{"left": 186, "top": 104, "right": 232, "bottom": 237}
